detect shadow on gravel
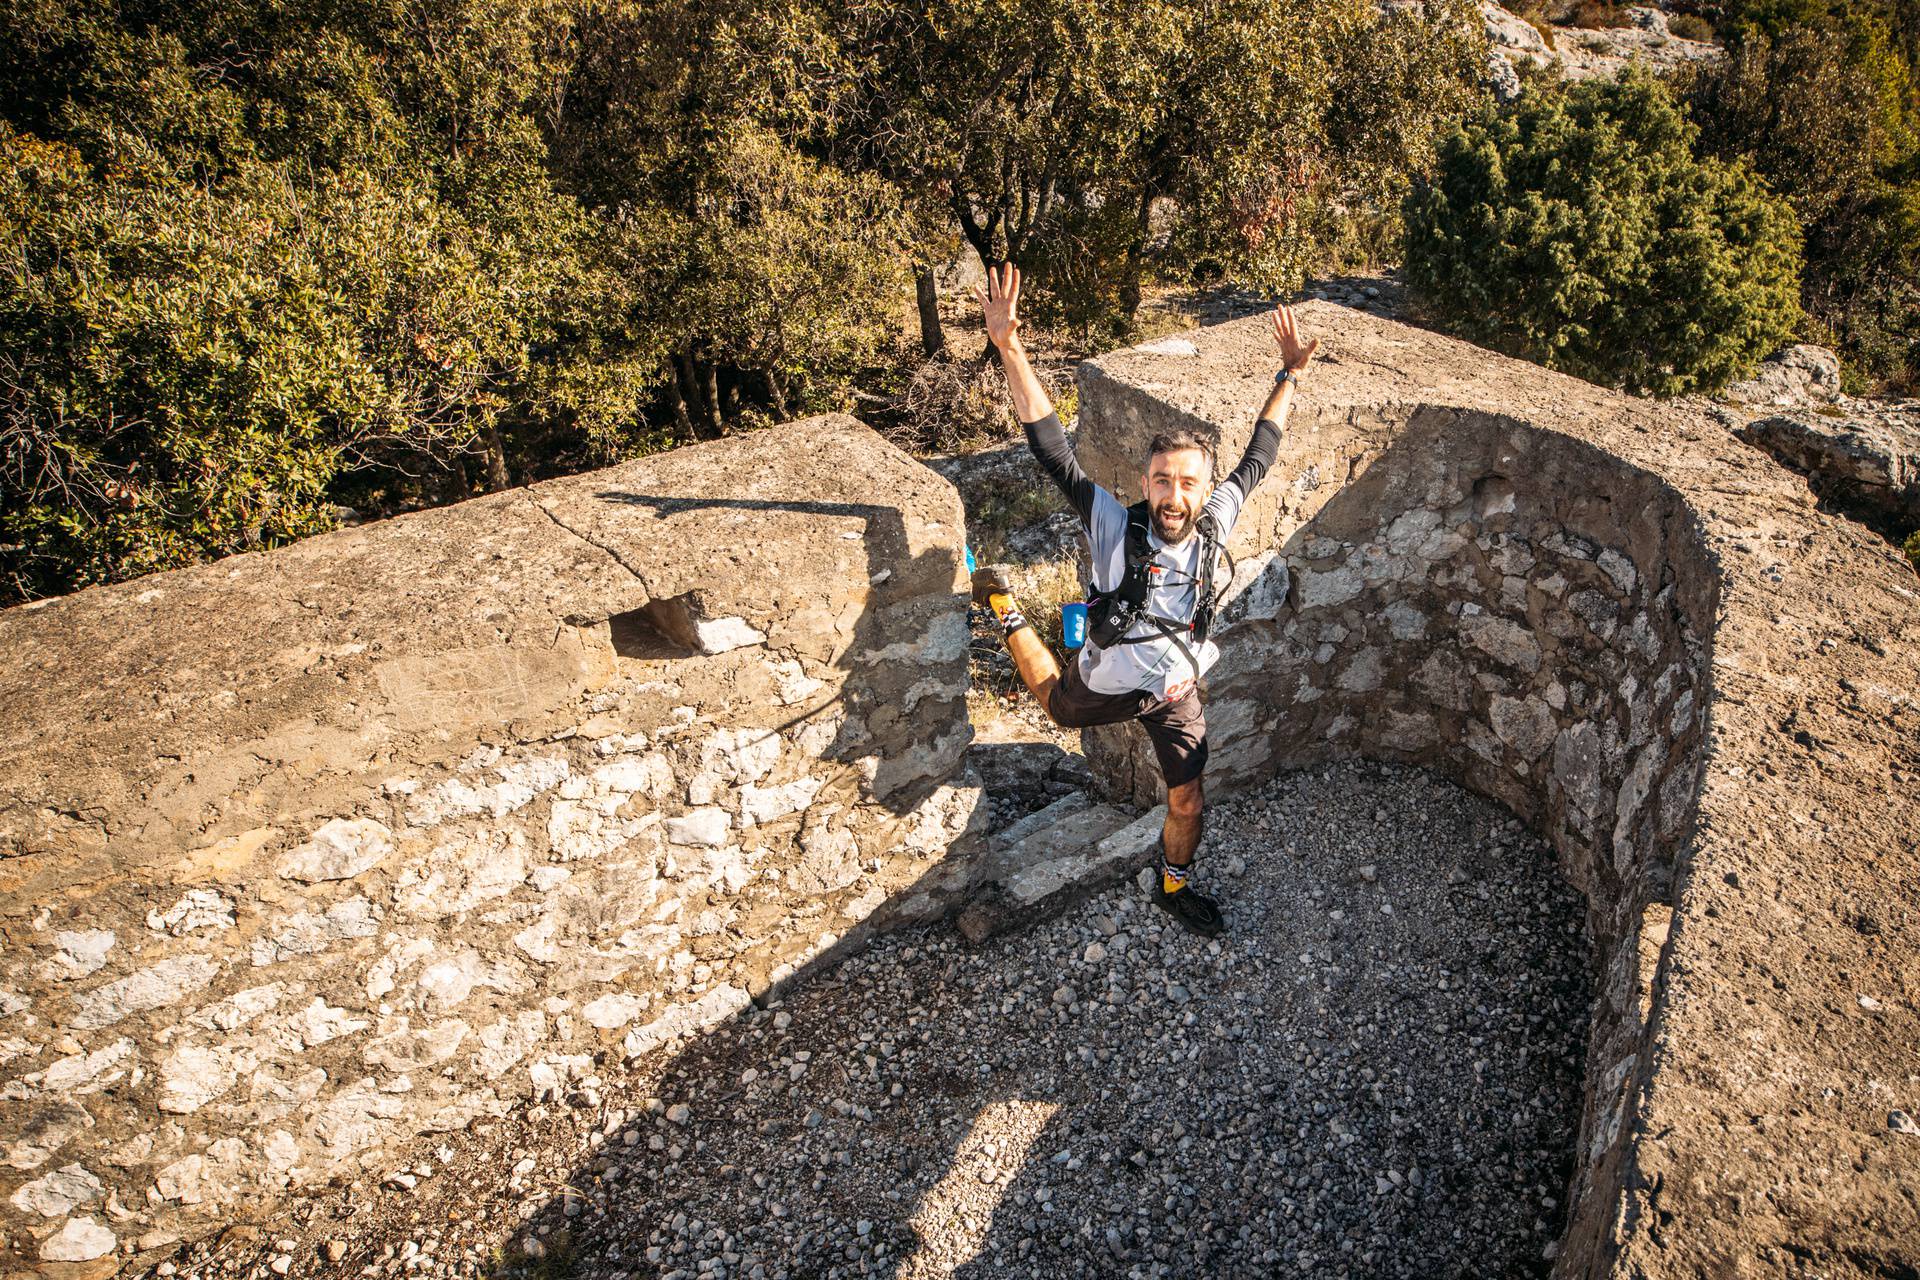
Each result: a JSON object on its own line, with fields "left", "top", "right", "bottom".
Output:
{"left": 504, "top": 763, "right": 1587, "bottom": 1280}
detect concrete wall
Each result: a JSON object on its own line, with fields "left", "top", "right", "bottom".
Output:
{"left": 0, "top": 416, "right": 987, "bottom": 1268}
{"left": 1072, "top": 307, "right": 1920, "bottom": 1278}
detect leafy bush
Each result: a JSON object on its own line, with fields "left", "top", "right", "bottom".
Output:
{"left": 1685, "top": 14, "right": 1920, "bottom": 392}
{"left": 1669, "top": 13, "right": 1716, "bottom": 40}
{"left": 1904, "top": 529, "right": 1920, "bottom": 576}
{"left": 1403, "top": 70, "right": 1805, "bottom": 396}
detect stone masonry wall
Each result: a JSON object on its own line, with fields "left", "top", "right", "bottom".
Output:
{"left": 1072, "top": 308, "right": 1920, "bottom": 1278}
{"left": 0, "top": 416, "right": 987, "bottom": 1270}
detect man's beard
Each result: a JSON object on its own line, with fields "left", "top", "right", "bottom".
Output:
{"left": 1150, "top": 502, "right": 1195, "bottom": 543}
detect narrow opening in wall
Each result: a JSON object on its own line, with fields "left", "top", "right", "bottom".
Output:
{"left": 608, "top": 597, "right": 702, "bottom": 660}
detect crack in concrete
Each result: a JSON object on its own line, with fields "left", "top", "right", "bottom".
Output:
{"left": 529, "top": 497, "right": 653, "bottom": 595}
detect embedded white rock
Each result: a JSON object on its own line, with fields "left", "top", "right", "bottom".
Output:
{"left": 39, "top": 1214, "right": 116, "bottom": 1261}
{"left": 277, "top": 817, "right": 395, "bottom": 882}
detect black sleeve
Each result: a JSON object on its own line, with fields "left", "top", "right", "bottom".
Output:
{"left": 1022, "top": 411, "right": 1100, "bottom": 525}
{"left": 1222, "top": 418, "right": 1282, "bottom": 498}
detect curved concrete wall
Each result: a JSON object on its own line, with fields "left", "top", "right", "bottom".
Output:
{"left": 1074, "top": 306, "right": 1920, "bottom": 1277}
{"left": 0, "top": 416, "right": 989, "bottom": 1269}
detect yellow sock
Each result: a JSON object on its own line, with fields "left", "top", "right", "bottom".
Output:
{"left": 1162, "top": 865, "right": 1190, "bottom": 894}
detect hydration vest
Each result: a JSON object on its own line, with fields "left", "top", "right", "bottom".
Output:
{"left": 1085, "top": 499, "right": 1234, "bottom": 680}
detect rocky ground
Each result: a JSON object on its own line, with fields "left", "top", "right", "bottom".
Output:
{"left": 147, "top": 759, "right": 1591, "bottom": 1280}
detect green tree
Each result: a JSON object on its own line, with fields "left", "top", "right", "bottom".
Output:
{"left": 1403, "top": 69, "right": 1805, "bottom": 396}
{"left": 1685, "top": 10, "right": 1920, "bottom": 390}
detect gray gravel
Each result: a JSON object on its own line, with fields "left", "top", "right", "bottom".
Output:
{"left": 150, "top": 757, "right": 1589, "bottom": 1280}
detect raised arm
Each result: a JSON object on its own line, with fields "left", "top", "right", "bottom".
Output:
{"left": 1223, "top": 304, "right": 1319, "bottom": 498}
{"left": 976, "top": 263, "right": 1101, "bottom": 524}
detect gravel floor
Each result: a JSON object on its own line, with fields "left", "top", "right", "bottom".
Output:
{"left": 153, "top": 758, "right": 1591, "bottom": 1280}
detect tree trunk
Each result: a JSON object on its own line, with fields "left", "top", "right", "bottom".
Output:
{"left": 914, "top": 263, "right": 947, "bottom": 360}
{"left": 702, "top": 362, "right": 725, "bottom": 436}
{"left": 666, "top": 358, "right": 695, "bottom": 441}
{"left": 675, "top": 348, "right": 711, "bottom": 439}
{"left": 766, "top": 367, "right": 791, "bottom": 420}
{"left": 481, "top": 422, "right": 511, "bottom": 491}
{"left": 1120, "top": 185, "right": 1155, "bottom": 320}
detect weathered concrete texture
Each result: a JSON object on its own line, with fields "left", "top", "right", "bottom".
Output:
{"left": 1073, "top": 304, "right": 1920, "bottom": 1278}
{"left": 0, "top": 416, "right": 989, "bottom": 1269}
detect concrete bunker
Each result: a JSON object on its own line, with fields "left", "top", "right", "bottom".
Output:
{"left": 1069, "top": 302, "right": 1920, "bottom": 1276}
{"left": 1079, "top": 398, "right": 1711, "bottom": 1274}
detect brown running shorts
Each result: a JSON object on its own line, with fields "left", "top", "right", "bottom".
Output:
{"left": 1045, "top": 655, "right": 1209, "bottom": 789}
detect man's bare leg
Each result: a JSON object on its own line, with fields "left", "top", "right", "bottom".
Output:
{"left": 1163, "top": 776, "right": 1203, "bottom": 872}
{"left": 1003, "top": 623, "right": 1062, "bottom": 709}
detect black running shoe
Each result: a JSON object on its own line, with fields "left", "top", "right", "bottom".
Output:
{"left": 970, "top": 563, "right": 1014, "bottom": 608}
{"left": 1153, "top": 880, "right": 1226, "bottom": 937}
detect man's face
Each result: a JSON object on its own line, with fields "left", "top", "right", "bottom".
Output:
{"left": 1142, "top": 446, "right": 1211, "bottom": 544}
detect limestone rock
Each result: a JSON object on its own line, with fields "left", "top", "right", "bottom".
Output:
{"left": 39, "top": 1215, "right": 115, "bottom": 1262}
{"left": 1723, "top": 344, "right": 1843, "bottom": 409}
{"left": 278, "top": 817, "right": 394, "bottom": 882}
{"left": 10, "top": 1163, "right": 103, "bottom": 1217}
{"left": 147, "top": 889, "right": 236, "bottom": 936}
{"left": 69, "top": 954, "right": 223, "bottom": 1030}
{"left": 34, "top": 930, "right": 116, "bottom": 981}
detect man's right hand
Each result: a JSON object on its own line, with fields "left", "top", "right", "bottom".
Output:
{"left": 974, "top": 262, "right": 1024, "bottom": 352}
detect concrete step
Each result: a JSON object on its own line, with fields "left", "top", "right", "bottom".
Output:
{"left": 958, "top": 799, "right": 1166, "bottom": 943}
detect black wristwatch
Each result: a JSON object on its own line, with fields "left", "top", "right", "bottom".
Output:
{"left": 1274, "top": 367, "right": 1301, "bottom": 389}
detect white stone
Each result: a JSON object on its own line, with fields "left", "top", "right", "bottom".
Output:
{"left": 621, "top": 985, "right": 751, "bottom": 1059}
{"left": 582, "top": 993, "right": 647, "bottom": 1030}
{"left": 1460, "top": 613, "right": 1542, "bottom": 673}
{"left": 1597, "top": 548, "right": 1638, "bottom": 595}
{"left": 5, "top": 1101, "right": 92, "bottom": 1170}
{"left": 1489, "top": 695, "right": 1558, "bottom": 760}
{"left": 1298, "top": 563, "right": 1364, "bottom": 609}
{"left": 472, "top": 1011, "right": 546, "bottom": 1076}
{"left": 157, "top": 1041, "right": 255, "bottom": 1114}
{"left": 512, "top": 916, "right": 561, "bottom": 965}
{"left": 308, "top": 1079, "right": 409, "bottom": 1159}
{"left": 11, "top": 1163, "right": 103, "bottom": 1217}
{"left": 393, "top": 830, "right": 531, "bottom": 920}
{"left": 251, "top": 896, "right": 380, "bottom": 966}
{"left": 1382, "top": 601, "right": 1428, "bottom": 641}
{"left": 739, "top": 776, "right": 824, "bottom": 827}
{"left": 768, "top": 658, "right": 825, "bottom": 705}
{"left": 691, "top": 615, "right": 766, "bottom": 654}
{"left": 35, "top": 930, "right": 116, "bottom": 981}
{"left": 70, "top": 954, "right": 223, "bottom": 1029}
{"left": 278, "top": 818, "right": 394, "bottom": 882}
{"left": 363, "top": 1018, "right": 471, "bottom": 1072}
{"left": 406, "top": 756, "right": 569, "bottom": 827}
{"left": 147, "top": 888, "right": 236, "bottom": 936}
{"left": 1335, "top": 648, "right": 1385, "bottom": 693}
{"left": 282, "top": 997, "right": 372, "bottom": 1048}
{"left": 38, "top": 1039, "right": 134, "bottom": 1094}
{"left": 365, "top": 938, "right": 435, "bottom": 1001}
{"left": 39, "top": 1215, "right": 115, "bottom": 1261}
{"left": 666, "top": 808, "right": 731, "bottom": 847}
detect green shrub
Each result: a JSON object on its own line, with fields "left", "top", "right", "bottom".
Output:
{"left": 1904, "top": 528, "right": 1920, "bottom": 576}
{"left": 1669, "top": 13, "right": 1716, "bottom": 40}
{"left": 1563, "top": 0, "right": 1633, "bottom": 28}
{"left": 1403, "top": 70, "right": 1805, "bottom": 396}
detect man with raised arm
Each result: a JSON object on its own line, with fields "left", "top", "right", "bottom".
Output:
{"left": 970, "top": 263, "right": 1316, "bottom": 936}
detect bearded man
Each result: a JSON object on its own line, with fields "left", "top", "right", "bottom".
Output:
{"left": 970, "top": 263, "right": 1316, "bottom": 935}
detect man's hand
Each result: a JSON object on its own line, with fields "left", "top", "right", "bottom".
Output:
{"left": 974, "top": 262, "right": 1024, "bottom": 352}
{"left": 1271, "top": 304, "right": 1318, "bottom": 372}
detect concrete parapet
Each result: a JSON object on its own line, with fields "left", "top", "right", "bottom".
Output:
{"left": 0, "top": 415, "right": 985, "bottom": 1268}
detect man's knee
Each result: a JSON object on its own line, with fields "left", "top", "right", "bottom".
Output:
{"left": 1166, "top": 777, "right": 1204, "bottom": 818}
